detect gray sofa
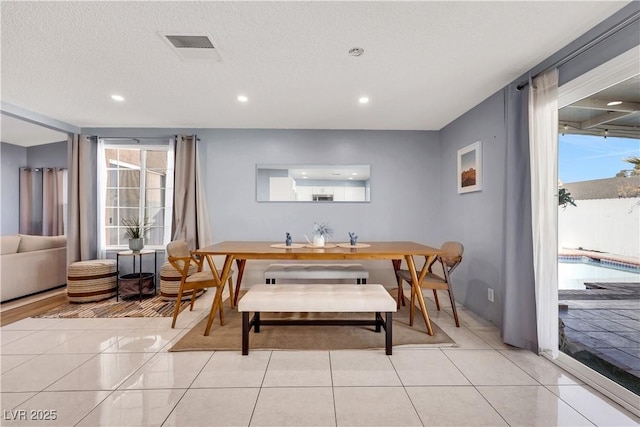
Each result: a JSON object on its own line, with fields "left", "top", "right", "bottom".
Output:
{"left": 1, "top": 234, "right": 67, "bottom": 302}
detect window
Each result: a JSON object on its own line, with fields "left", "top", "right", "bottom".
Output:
{"left": 100, "top": 142, "right": 174, "bottom": 249}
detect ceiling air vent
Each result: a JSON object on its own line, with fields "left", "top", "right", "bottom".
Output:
{"left": 160, "top": 33, "right": 222, "bottom": 62}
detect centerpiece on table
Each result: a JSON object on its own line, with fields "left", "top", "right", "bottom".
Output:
{"left": 312, "top": 221, "right": 333, "bottom": 247}
{"left": 122, "top": 216, "right": 153, "bottom": 251}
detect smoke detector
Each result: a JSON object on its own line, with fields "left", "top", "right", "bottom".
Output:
{"left": 348, "top": 47, "right": 365, "bottom": 57}
{"left": 160, "top": 33, "right": 222, "bottom": 62}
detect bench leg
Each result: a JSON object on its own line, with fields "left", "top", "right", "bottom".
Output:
{"left": 242, "top": 312, "right": 249, "bottom": 355}
{"left": 362, "top": 278, "right": 367, "bottom": 284}
{"left": 254, "top": 312, "right": 261, "bottom": 333}
{"left": 375, "top": 312, "right": 381, "bottom": 332}
{"left": 385, "top": 312, "right": 393, "bottom": 355}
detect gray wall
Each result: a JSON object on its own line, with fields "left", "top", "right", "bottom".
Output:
{"left": 27, "top": 140, "right": 67, "bottom": 168}
{"left": 1, "top": 142, "right": 27, "bottom": 234}
{"left": 196, "top": 129, "right": 441, "bottom": 244}
{"left": 438, "top": 91, "right": 507, "bottom": 327}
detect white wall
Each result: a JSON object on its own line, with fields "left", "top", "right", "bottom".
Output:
{"left": 559, "top": 198, "right": 640, "bottom": 257}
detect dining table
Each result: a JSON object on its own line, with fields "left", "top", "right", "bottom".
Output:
{"left": 194, "top": 241, "right": 444, "bottom": 336}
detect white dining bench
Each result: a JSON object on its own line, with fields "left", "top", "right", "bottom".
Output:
{"left": 264, "top": 263, "right": 369, "bottom": 284}
{"left": 238, "top": 284, "right": 396, "bottom": 355}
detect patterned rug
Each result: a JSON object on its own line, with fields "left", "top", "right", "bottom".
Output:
{"left": 33, "top": 295, "right": 176, "bottom": 318}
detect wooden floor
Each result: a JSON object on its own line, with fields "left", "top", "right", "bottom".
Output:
{"left": 0, "top": 291, "right": 68, "bottom": 327}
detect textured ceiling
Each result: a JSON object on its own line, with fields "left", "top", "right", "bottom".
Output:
{"left": 0, "top": 0, "right": 631, "bottom": 142}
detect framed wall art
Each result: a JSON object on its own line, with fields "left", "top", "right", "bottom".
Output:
{"left": 457, "top": 141, "right": 482, "bottom": 193}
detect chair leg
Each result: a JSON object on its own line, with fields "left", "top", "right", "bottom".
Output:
{"left": 409, "top": 285, "right": 415, "bottom": 326}
{"left": 171, "top": 285, "right": 186, "bottom": 329}
{"left": 433, "top": 289, "right": 441, "bottom": 310}
{"left": 189, "top": 291, "right": 197, "bottom": 311}
{"left": 227, "top": 277, "right": 235, "bottom": 308}
{"left": 447, "top": 289, "right": 461, "bottom": 327}
{"left": 396, "top": 276, "right": 404, "bottom": 309}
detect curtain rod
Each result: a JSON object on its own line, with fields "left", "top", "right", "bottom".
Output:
{"left": 96, "top": 135, "right": 200, "bottom": 142}
{"left": 516, "top": 9, "right": 640, "bottom": 90}
{"left": 96, "top": 136, "right": 172, "bottom": 141}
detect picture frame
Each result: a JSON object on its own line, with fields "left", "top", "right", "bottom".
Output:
{"left": 457, "top": 141, "right": 482, "bottom": 193}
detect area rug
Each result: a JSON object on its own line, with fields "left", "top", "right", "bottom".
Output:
{"left": 33, "top": 295, "right": 175, "bottom": 319}
{"left": 169, "top": 291, "right": 455, "bottom": 352}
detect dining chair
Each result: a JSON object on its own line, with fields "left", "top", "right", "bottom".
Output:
{"left": 396, "top": 241, "right": 464, "bottom": 327}
{"left": 166, "top": 240, "right": 234, "bottom": 331}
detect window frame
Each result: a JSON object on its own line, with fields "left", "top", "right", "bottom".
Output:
{"left": 99, "top": 141, "right": 174, "bottom": 251}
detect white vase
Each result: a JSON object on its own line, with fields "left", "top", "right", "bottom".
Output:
{"left": 313, "top": 234, "right": 325, "bottom": 247}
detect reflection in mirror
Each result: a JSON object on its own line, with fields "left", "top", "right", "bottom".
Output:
{"left": 257, "top": 164, "right": 370, "bottom": 202}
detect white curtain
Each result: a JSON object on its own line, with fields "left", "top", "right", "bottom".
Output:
{"left": 528, "top": 69, "right": 559, "bottom": 357}
{"left": 96, "top": 139, "right": 107, "bottom": 258}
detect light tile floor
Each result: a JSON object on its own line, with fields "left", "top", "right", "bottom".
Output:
{"left": 1, "top": 291, "right": 639, "bottom": 426}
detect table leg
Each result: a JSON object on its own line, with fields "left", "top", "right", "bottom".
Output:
{"left": 233, "top": 259, "right": 246, "bottom": 307}
{"left": 204, "top": 255, "right": 235, "bottom": 336}
{"left": 405, "top": 254, "right": 434, "bottom": 336}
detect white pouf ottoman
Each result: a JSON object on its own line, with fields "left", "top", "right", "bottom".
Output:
{"left": 67, "top": 259, "right": 117, "bottom": 303}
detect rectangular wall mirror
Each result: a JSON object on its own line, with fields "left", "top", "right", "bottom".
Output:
{"left": 257, "top": 164, "right": 371, "bottom": 202}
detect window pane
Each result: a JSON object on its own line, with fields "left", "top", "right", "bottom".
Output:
{"left": 146, "top": 207, "right": 164, "bottom": 226}
{"left": 119, "top": 149, "right": 141, "bottom": 166}
{"left": 147, "top": 227, "right": 164, "bottom": 246}
{"left": 119, "top": 208, "right": 139, "bottom": 225}
{"left": 145, "top": 171, "right": 165, "bottom": 189}
{"left": 105, "top": 208, "right": 118, "bottom": 226}
{"left": 106, "top": 227, "right": 119, "bottom": 246}
{"left": 106, "top": 189, "right": 118, "bottom": 206}
{"left": 145, "top": 189, "right": 165, "bottom": 208}
{"left": 146, "top": 151, "right": 167, "bottom": 169}
{"left": 119, "top": 189, "right": 140, "bottom": 207}
{"left": 106, "top": 169, "right": 118, "bottom": 186}
{"left": 104, "top": 148, "right": 118, "bottom": 169}
{"left": 119, "top": 169, "right": 140, "bottom": 187}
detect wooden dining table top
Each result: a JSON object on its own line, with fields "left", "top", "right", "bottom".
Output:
{"left": 194, "top": 240, "right": 443, "bottom": 336}
{"left": 195, "top": 241, "right": 443, "bottom": 260}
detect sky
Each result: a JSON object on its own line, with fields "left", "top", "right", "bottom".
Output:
{"left": 558, "top": 134, "right": 640, "bottom": 184}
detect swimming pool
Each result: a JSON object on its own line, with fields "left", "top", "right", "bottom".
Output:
{"left": 558, "top": 256, "right": 640, "bottom": 290}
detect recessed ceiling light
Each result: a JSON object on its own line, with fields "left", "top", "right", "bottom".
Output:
{"left": 349, "top": 47, "right": 364, "bottom": 57}
{"left": 302, "top": 176, "right": 308, "bottom": 179}
{"left": 111, "top": 94, "right": 125, "bottom": 102}
{"left": 359, "top": 97, "right": 369, "bottom": 104}
{"left": 352, "top": 172, "right": 358, "bottom": 176}
{"left": 237, "top": 95, "right": 248, "bottom": 102}
{"left": 607, "top": 100, "right": 622, "bottom": 106}
{"left": 301, "top": 171, "right": 306, "bottom": 175}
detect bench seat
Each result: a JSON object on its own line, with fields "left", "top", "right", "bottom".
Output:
{"left": 264, "top": 263, "right": 369, "bottom": 284}
{"left": 238, "top": 284, "right": 396, "bottom": 355}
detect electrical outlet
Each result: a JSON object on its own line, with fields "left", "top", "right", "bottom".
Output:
{"left": 487, "top": 288, "right": 494, "bottom": 302}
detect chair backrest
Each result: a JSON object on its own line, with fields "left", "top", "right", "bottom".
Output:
{"left": 440, "top": 241, "right": 464, "bottom": 269}
{"left": 167, "top": 240, "right": 191, "bottom": 258}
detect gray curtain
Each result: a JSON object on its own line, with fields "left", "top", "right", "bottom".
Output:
{"left": 19, "top": 168, "right": 33, "bottom": 235}
{"left": 42, "top": 168, "right": 65, "bottom": 236}
{"left": 502, "top": 84, "right": 538, "bottom": 353}
{"left": 172, "top": 135, "right": 201, "bottom": 250}
{"left": 67, "top": 134, "right": 98, "bottom": 263}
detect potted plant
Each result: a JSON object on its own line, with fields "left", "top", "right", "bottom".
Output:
{"left": 312, "top": 221, "right": 333, "bottom": 247}
{"left": 122, "top": 216, "right": 153, "bottom": 251}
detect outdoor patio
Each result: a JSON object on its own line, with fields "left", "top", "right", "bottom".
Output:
{"left": 559, "top": 282, "right": 640, "bottom": 394}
